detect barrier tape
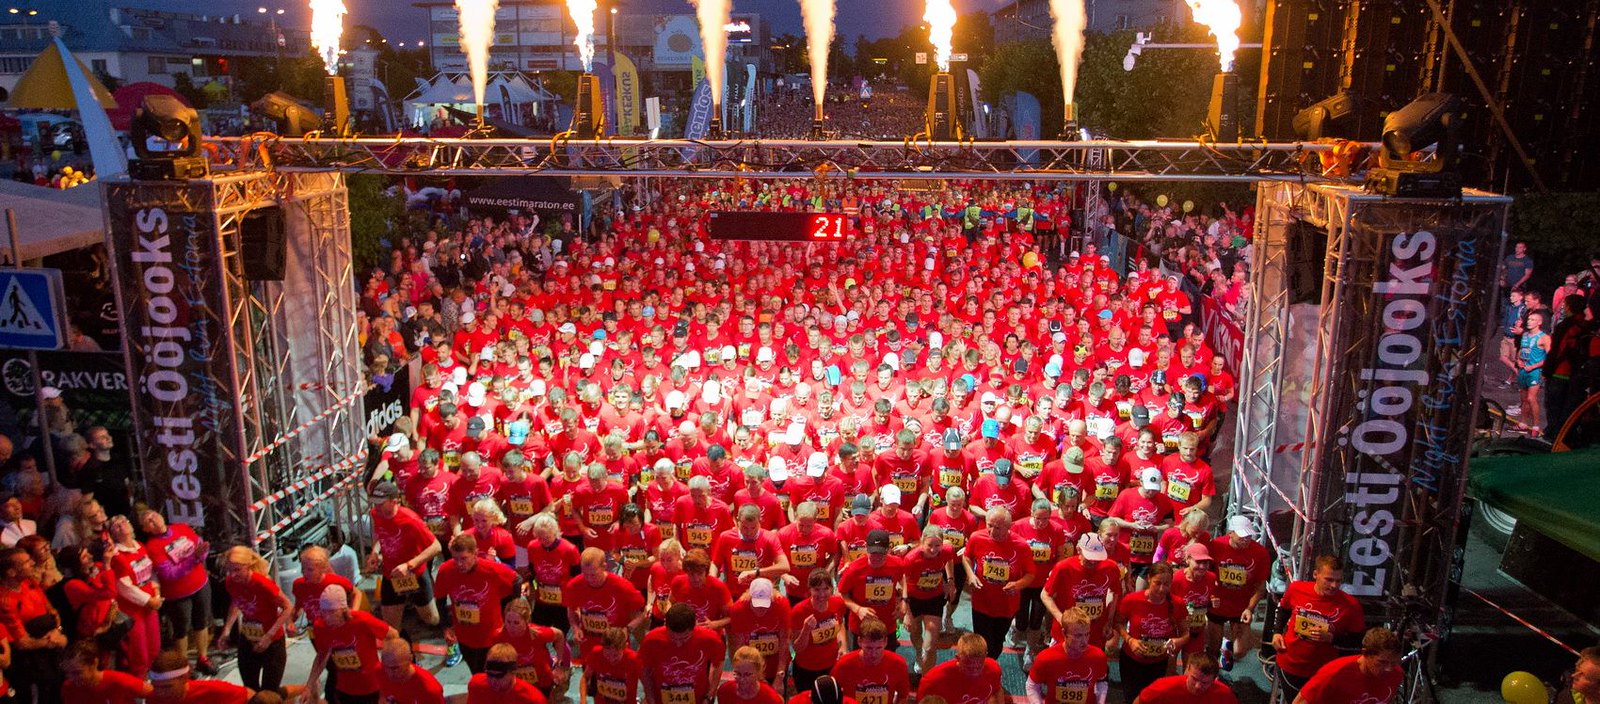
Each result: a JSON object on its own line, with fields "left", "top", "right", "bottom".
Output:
{"left": 1273, "top": 442, "right": 1313, "bottom": 453}
{"left": 248, "top": 449, "right": 370, "bottom": 513}
{"left": 1461, "top": 586, "right": 1582, "bottom": 657}
{"left": 243, "top": 384, "right": 371, "bottom": 466}
{"left": 256, "top": 469, "right": 367, "bottom": 544}
{"left": 296, "top": 382, "right": 352, "bottom": 391}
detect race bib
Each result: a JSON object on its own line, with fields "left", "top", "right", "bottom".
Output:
{"left": 939, "top": 469, "right": 964, "bottom": 487}
{"left": 1077, "top": 596, "right": 1104, "bottom": 620}
{"left": 640, "top": 468, "right": 655, "bottom": 484}
{"left": 792, "top": 546, "right": 818, "bottom": 568}
{"left": 687, "top": 526, "right": 713, "bottom": 549}
{"left": 846, "top": 546, "right": 866, "bottom": 562}
{"left": 537, "top": 584, "right": 563, "bottom": 605}
{"left": 588, "top": 505, "right": 616, "bottom": 526}
{"left": 443, "top": 451, "right": 461, "bottom": 470}
{"left": 1219, "top": 564, "right": 1248, "bottom": 587}
{"left": 1135, "top": 638, "right": 1169, "bottom": 658}
{"left": 812, "top": 617, "right": 839, "bottom": 644}
{"left": 916, "top": 572, "right": 944, "bottom": 590}
{"left": 675, "top": 462, "right": 693, "bottom": 481}
{"left": 510, "top": 497, "right": 535, "bottom": 515}
{"left": 981, "top": 557, "right": 1010, "bottom": 583}
{"left": 1294, "top": 611, "right": 1330, "bottom": 640}
{"left": 622, "top": 547, "right": 649, "bottom": 566}
{"left": 1129, "top": 534, "right": 1156, "bottom": 556}
{"left": 865, "top": 577, "right": 894, "bottom": 604}
{"left": 167, "top": 536, "right": 195, "bottom": 561}
{"left": 1167, "top": 479, "right": 1193, "bottom": 504}
{"left": 888, "top": 533, "right": 905, "bottom": 548}
{"left": 1186, "top": 604, "right": 1209, "bottom": 629}
{"left": 390, "top": 573, "right": 421, "bottom": 593}
{"left": 731, "top": 550, "right": 759, "bottom": 573}
{"left": 515, "top": 666, "right": 543, "bottom": 686}
{"left": 894, "top": 476, "right": 919, "bottom": 493}
{"left": 663, "top": 685, "right": 696, "bottom": 704}
{"left": 581, "top": 609, "right": 611, "bottom": 634}
{"left": 332, "top": 648, "right": 362, "bottom": 670}
{"left": 426, "top": 516, "right": 449, "bottom": 534}
{"left": 750, "top": 632, "right": 780, "bottom": 655}
{"left": 598, "top": 677, "right": 629, "bottom": 701}
{"left": 1055, "top": 682, "right": 1089, "bottom": 704}
{"left": 1030, "top": 541, "right": 1053, "bottom": 563}
{"left": 240, "top": 621, "right": 265, "bottom": 640}
{"left": 455, "top": 602, "right": 481, "bottom": 625}
{"left": 857, "top": 686, "right": 889, "bottom": 704}
{"left": 1095, "top": 482, "right": 1119, "bottom": 501}
{"left": 944, "top": 532, "right": 966, "bottom": 550}
{"left": 1018, "top": 458, "right": 1044, "bottom": 477}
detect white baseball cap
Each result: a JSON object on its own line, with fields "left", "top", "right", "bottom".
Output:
{"left": 806, "top": 452, "right": 828, "bottom": 477}
{"left": 1228, "top": 515, "right": 1258, "bottom": 538}
{"left": 1077, "top": 534, "right": 1109, "bottom": 561}
{"left": 880, "top": 484, "right": 902, "bottom": 506}
{"left": 666, "top": 390, "right": 687, "bottom": 409}
{"left": 528, "top": 379, "right": 547, "bottom": 397}
{"left": 1140, "top": 467, "right": 1164, "bottom": 491}
{"left": 721, "top": 345, "right": 738, "bottom": 361}
{"left": 384, "top": 433, "right": 409, "bottom": 453}
{"left": 767, "top": 456, "right": 789, "bottom": 482}
{"left": 466, "top": 382, "right": 487, "bottom": 406}
{"left": 749, "top": 578, "right": 775, "bottom": 608}
{"left": 578, "top": 353, "right": 596, "bottom": 370}
{"left": 757, "top": 346, "right": 775, "bottom": 363}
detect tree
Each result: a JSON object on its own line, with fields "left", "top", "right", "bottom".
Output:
{"left": 233, "top": 50, "right": 328, "bottom": 104}
{"left": 345, "top": 174, "right": 422, "bottom": 274}
{"left": 978, "top": 39, "right": 1064, "bottom": 133}
{"left": 172, "top": 73, "right": 209, "bottom": 109}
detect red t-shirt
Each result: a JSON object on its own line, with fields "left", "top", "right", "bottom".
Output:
{"left": 160, "top": 679, "right": 251, "bottom": 703}
{"left": 585, "top": 644, "right": 644, "bottom": 704}
{"left": 776, "top": 522, "right": 836, "bottom": 591}
{"left": 829, "top": 650, "right": 911, "bottom": 704}
{"left": 1298, "top": 654, "right": 1403, "bottom": 704}
{"left": 375, "top": 665, "right": 447, "bottom": 704}
{"left": 564, "top": 572, "right": 646, "bottom": 638}
{"left": 1159, "top": 455, "right": 1215, "bottom": 511}
{"left": 1135, "top": 674, "right": 1238, "bottom": 704}
{"left": 638, "top": 625, "right": 726, "bottom": 701}
{"left": 62, "top": 671, "right": 149, "bottom": 704}
{"left": 790, "top": 595, "right": 848, "bottom": 671}
{"left": 675, "top": 497, "right": 734, "bottom": 552}
{"left": 573, "top": 481, "right": 630, "bottom": 533}
{"left": 434, "top": 559, "right": 519, "bottom": 647}
{"left": 837, "top": 555, "right": 907, "bottom": 630}
{"left": 314, "top": 610, "right": 393, "bottom": 695}
{"left": 729, "top": 598, "right": 793, "bottom": 676}
{"left": 223, "top": 571, "right": 286, "bottom": 641}
{"left": 144, "top": 524, "right": 208, "bottom": 598}
{"left": 916, "top": 657, "right": 1003, "bottom": 704}
{"left": 1276, "top": 581, "right": 1366, "bottom": 677}
{"left": 371, "top": 506, "right": 439, "bottom": 573}
{"left": 1013, "top": 517, "right": 1070, "bottom": 572}
{"left": 466, "top": 673, "right": 547, "bottom": 704}
{"left": 291, "top": 572, "right": 356, "bottom": 642}
{"left": 527, "top": 537, "right": 581, "bottom": 608}
{"left": 1207, "top": 537, "right": 1270, "bottom": 619}
{"left": 717, "top": 681, "right": 784, "bottom": 704}
{"left": 711, "top": 529, "right": 785, "bottom": 598}
{"left": 1027, "top": 645, "right": 1109, "bottom": 704}
{"left": 670, "top": 574, "right": 734, "bottom": 625}
{"left": 926, "top": 506, "right": 981, "bottom": 553}
{"left": 902, "top": 544, "right": 956, "bottom": 599}
{"left": 1107, "top": 489, "right": 1174, "bottom": 564}
{"left": 964, "top": 528, "right": 1035, "bottom": 617}
{"left": 1116, "top": 590, "right": 1187, "bottom": 664}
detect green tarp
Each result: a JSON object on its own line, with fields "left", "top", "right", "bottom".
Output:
{"left": 1468, "top": 447, "right": 1600, "bottom": 562}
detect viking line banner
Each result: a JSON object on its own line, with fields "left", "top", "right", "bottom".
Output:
{"left": 1305, "top": 191, "right": 1507, "bottom": 610}
{"left": 1200, "top": 295, "right": 1244, "bottom": 374}
{"left": 104, "top": 181, "right": 246, "bottom": 538}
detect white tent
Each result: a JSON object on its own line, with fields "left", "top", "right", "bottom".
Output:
{"left": 404, "top": 71, "right": 560, "bottom": 128}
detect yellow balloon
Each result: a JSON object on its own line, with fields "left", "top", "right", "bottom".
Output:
{"left": 50, "top": 150, "right": 62, "bottom": 161}
{"left": 1156, "top": 194, "right": 1169, "bottom": 207}
{"left": 1107, "top": 182, "right": 1119, "bottom": 192}
{"left": 1501, "top": 671, "right": 1548, "bottom": 704}
{"left": 1183, "top": 200, "right": 1195, "bottom": 213}
{"left": 1022, "top": 251, "right": 1039, "bottom": 268}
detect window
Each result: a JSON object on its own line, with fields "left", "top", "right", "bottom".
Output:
{"left": 0, "top": 57, "right": 32, "bottom": 74}
{"left": 91, "top": 59, "right": 109, "bottom": 75}
{"left": 148, "top": 56, "right": 167, "bottom": 74}
{"left": 1115, "top": 14, "right": 1131, "bottom": 29}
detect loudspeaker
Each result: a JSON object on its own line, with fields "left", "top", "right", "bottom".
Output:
{"left": 241, "top": 207, "right": 286, "bottom": 281}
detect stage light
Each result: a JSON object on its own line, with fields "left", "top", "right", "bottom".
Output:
{"left": 1365, "top": 93, "right": 1462, "bottom": 198}
{"left": 1293, "top": 91, "right": 1358, "bottom": 140}
{"left": 130, "top": 95, "right": 208, "bottom": 180}
{"left": 252, "top": 91, "right": 321, "bottom": 137}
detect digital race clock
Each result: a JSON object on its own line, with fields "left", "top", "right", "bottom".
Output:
{"left": 707, "top": 211, "right": 850, "bottom": 242}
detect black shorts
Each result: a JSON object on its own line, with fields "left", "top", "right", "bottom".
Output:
{"left": 908, "top": 595, "right": 946, "bottom": 618}
{"left": 1128, "top": 562, "right": 1154, "bottom": 579}
{"left": 162, "top": 581, "right": 213, "bottom": 637}
{"left": 378, "top": 566, "right": 436, "bottom": 607}
{"left": 1206, "top": 612, "right": 1243, "bottom": 625}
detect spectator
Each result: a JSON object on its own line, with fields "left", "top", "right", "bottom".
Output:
{"left": 1504, "top": 241, "right": 1534, "bottom": 293}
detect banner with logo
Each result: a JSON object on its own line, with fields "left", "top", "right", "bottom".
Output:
{"left": 1013, "top": 91, "right": 1041, "bottom": 165}
{"left": 104, "top": 181, "right": 246, "bottom": 540}
{"left": 0, "top": 350, "right": 133, "bottom": 433}
{"left": 1303, "top": 191, "right": 1508, "bottom": 617}
{"left": 363, "top": 364, "right": 411, "bottom": 471}
{"left": 1199, "top": 295, "right": 1244, "bottom": 374}
{"left": 691, "top": 56, "right": 706, "bottom": 93}
{"left": 612, "top": 52, "right": 642, "bottom": 136}
{"left": 655, "top": 15, "right": 703, "bottom": 67}
{"left": 685, "top": 79, "right": 714, "bottom": 139}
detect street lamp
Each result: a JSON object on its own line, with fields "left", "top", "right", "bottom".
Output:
{"left": 259, "top": 6, "right": 288, "bottom": 89}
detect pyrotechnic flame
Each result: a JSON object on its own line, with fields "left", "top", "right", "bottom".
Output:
{"left": 923, "top": 0, "right": 957, "bottom": 73}
{"left": 689, "top": 0, "right": 731, "bottom": 106}
{"left": 797, "top": 0, "right": 835, "bottom": 116}
{"left": 456, "top": 0, "right": 500, "bottom": 106}
{"left": 1187, "top": 0, "right": 1242, "bottom": 72}
{"left": 308, "top": 0, "right": 347, "bottom": 76}
{"left": 1048, "top": 0, "right": 1086, "bottom": 106}
{"left": 567, "top": 0, "right": 598, "bottom": 73}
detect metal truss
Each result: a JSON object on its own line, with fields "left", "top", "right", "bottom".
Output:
{"left": 207, "top": 135, "right": 1352, "bottom": 182}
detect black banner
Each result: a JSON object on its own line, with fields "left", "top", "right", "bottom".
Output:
{"left": 363, "top": 364, "right": 411, "bottom": 472}
{"left": 0, "top": 350, "right": 133, "bottom": 433}
{"left": 106, "top": 183, "right": 242, "bottom": 539}
{"left": 1310, "top": 198, "right": 1505, "bottom": 606}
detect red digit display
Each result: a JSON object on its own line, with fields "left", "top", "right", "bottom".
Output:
{"left": 707, "top": 212, "right": 852, "bottom": 242}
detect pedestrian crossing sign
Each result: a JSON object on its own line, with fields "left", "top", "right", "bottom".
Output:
{"left": 0, "top": 269, "right": 65, "bottom": 350}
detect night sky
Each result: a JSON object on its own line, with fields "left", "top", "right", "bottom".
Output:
{"left": 126, "top": 0, "right": 1012, "bottom": 46}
